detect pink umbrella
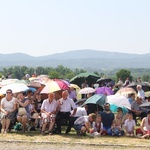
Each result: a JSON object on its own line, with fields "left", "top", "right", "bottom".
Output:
{"left": 95, "top": 87, "right": 114, "bottom": 95}
{"left": 40, "top": 79, "right": 69, "bottom": 94}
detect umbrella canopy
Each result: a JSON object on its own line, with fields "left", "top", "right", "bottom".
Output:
{"left": 75, "top": 99, "right": 86, "bottom": 105}
{"left": 70, "top": 72, "right": 100, "bottom": 87}
{"left": 0, "top": 83, "right": 29, "bottom": 94}
{"left": 40, "top": 79, "right": 69, "bottom": 94}
{"left": 0, "top": 79, "right": 19, "bottom": 87}
{"left": 115, "top": 87, "right": 136, "bottom": 97}
{"left": 69, "top": 84, "right": 80, "bottom": 89}
{"left": 96, "top": 77, "right": 112, "bottom": 83}
{"left": 28, "top": 81, "right": 41, "bottom": 88}
{"left": 145, "top": 91, "right": 150, "bottom": 99}
{"left": 82, "top": 94, "right": 106, "bottom": 107}
{"left": 24, "top": 87, "right": 37, "bottom": 93}
{"left": 139, "top": 102, "right": 150, "bottom": 109}
{"left": 110, "top": 103, "right": 128, "bottom": 114}
{"left": 78, "top": 87, "right": 95, "bottom": 94}
{"left": 127, "top": 82, "right": 150, "bottom": 92}
{"left": 106, "top": 95, "right": 131, "bottom": 110}
{"left": 95, "top": 87, "right": 114, "bottom": 95}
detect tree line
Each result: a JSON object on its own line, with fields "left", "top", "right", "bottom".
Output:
{"left": 0, "top": 65, "right": 150, "bottom": 83}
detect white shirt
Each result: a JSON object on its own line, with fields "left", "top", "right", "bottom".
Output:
{"left": 143, "top": 117, "right": 150, "bottom": 131}
{"left": 137, "top": 89, "right": 145, "bottom": 101}
{"left": 1, "top": 97, "right": 16, "bottom": 111}
{"left": 74, "top": 116, "right": 89, "bottom": 125}
{"left": 59, "top": 97, "right": 77, "bottom": 112}
{"left": 41, "top": 99, "right": 57, "bottom": 113}
{"left": 70, "top": 107, "right": 87, "bottom": 117}
{"left": 124, "top": 119, "right": 136, "bottom": 132}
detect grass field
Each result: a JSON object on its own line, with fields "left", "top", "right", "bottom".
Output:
{"left": 0, "top": 129, "right": 149, "bottom": 149}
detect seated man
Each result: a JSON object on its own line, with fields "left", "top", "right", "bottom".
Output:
{"left": 74, "top": 113, "right": 97, "bottom": 135}
{"left": 41, "top": 92, "right": 57, "bottom": 135}
{"left": 130, "top": 96, "right": 147, "bottom": 123}
{"left": 56, "top": 90, "right": 77, "bottom": 134}
{"left": 100, "top": 103, "right": 115, "bottom": 135}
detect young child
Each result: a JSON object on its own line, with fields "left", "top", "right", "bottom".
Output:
{"left": 111, "top": 119, "right": 123, "bottom": 136}
{"left": 92, "top": 115, "right": 103, "bottom": 136}
{"left": 124, "top": 113, "right": 136, "bottom": 137}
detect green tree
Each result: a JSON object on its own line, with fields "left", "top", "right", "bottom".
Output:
{"left": 116, "top": 69, "right": 132, "bottom": 82}
{"left": 142, "top": 74, "right": 150, "bottom": 82}
{"left": 49, "top": 71, "right": 60, "bottom": 79}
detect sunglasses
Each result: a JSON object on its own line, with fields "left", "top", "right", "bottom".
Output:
{"left": 6, "top": 91, "right": 12, "bottom": 94}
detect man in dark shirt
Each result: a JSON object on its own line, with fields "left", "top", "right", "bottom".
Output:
{"left": 101, "top": 103, "right": 114, "bottom": 135}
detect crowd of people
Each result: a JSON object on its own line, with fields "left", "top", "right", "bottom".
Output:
{"left": 0, "top": 76, "right": 150, "bottom": 140}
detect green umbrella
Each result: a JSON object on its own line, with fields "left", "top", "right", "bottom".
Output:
{"left": 70, "top": 72, "right": 100, "bottom": 88}
{"left": 82, "top": 94, "right": 106, "bottom": 107}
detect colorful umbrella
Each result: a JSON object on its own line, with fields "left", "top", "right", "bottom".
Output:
{"left": 95, "top": 87, "right": 114, "bottom": 95}
{"left": 78, "top": 87, "right": 95, "bottom": 94}
{"left": 40, "top": 79, "right": 69, "bottom": 94}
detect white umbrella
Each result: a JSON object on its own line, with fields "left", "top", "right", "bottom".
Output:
{"left": 28, "top": 81, "right": 41, "bottom": 88}
{"left": 115, "top": 87, "right": 136, "bottom": 97}
{"left": 0, "top": 79, "right": 19, "bottom": 87}
{"left": 78, "top": 87, "right": 95, "bottom": 94}
{"left": 106, "top": 95, "right": 131, "bottom": 110}
{"left": 139, "top": 102, "right": 150, "bottom": 108}
{"left": 0, "top": 83, "right": 29, "bottom": 94}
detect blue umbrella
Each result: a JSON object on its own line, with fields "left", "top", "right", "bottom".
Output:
{"left": 110, "top": 103, "right": 128, "bottom": 114}
{"left": 82, "top": 94, "right": 106, "bottom": 107}
{"left": 24, "top": 87, "right": 36, "bottom": 93}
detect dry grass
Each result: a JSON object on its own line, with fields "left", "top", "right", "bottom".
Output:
{"left": 0, "top": 130, "right": 149, "bottom": 148}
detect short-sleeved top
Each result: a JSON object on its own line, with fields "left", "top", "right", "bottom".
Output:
{"left": 74, "top": 116, "right": 89, "bottom": 125}
{"left": 101, "top": 111, "right": 114, "bottom": 127}
{"left": 41, "top": 99, "right": 57, "bottom": 113}
{"left": 124, "top": 119, "right": 136, "bottom": 132}
{"left": 131, "top": 101, "right": 141, "bottom": 111}
{"left": 59, "top": 97, "right": 77, "bottom": 112}
{"left": 70, "top": 107, "right": 87, "bottom": 117}
{"left": 1, "top": 97, "right": 16, "bottom": 111}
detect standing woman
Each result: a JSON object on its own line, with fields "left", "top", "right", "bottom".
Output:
{"left": 16, "top": 91, "right": 30, "bottom": 132}
{"left": 1, "top": 89, "right": 16, "bottom": 133}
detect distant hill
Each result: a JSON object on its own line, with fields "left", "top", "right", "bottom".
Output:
{"left": 0, "top": 50, "right": 150, "bottom": 69}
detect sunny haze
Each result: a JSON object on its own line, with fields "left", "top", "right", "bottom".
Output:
{"left": 0, "top": 0, "right": 150, "bottom": 56}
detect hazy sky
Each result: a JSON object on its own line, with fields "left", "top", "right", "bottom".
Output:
{"left": 0, "top": 0, "right": 150, "bottom": 56}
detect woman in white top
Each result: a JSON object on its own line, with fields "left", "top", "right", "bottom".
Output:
{"left": 139, "top": 111, "right": 150, "bottom": 138}
{"left": 0, "top": 89, "right": 16, "bottom": 133}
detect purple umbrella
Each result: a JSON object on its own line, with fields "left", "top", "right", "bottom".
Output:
{"left": 95, "top": 87, "right": 114, "bottom": 95}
